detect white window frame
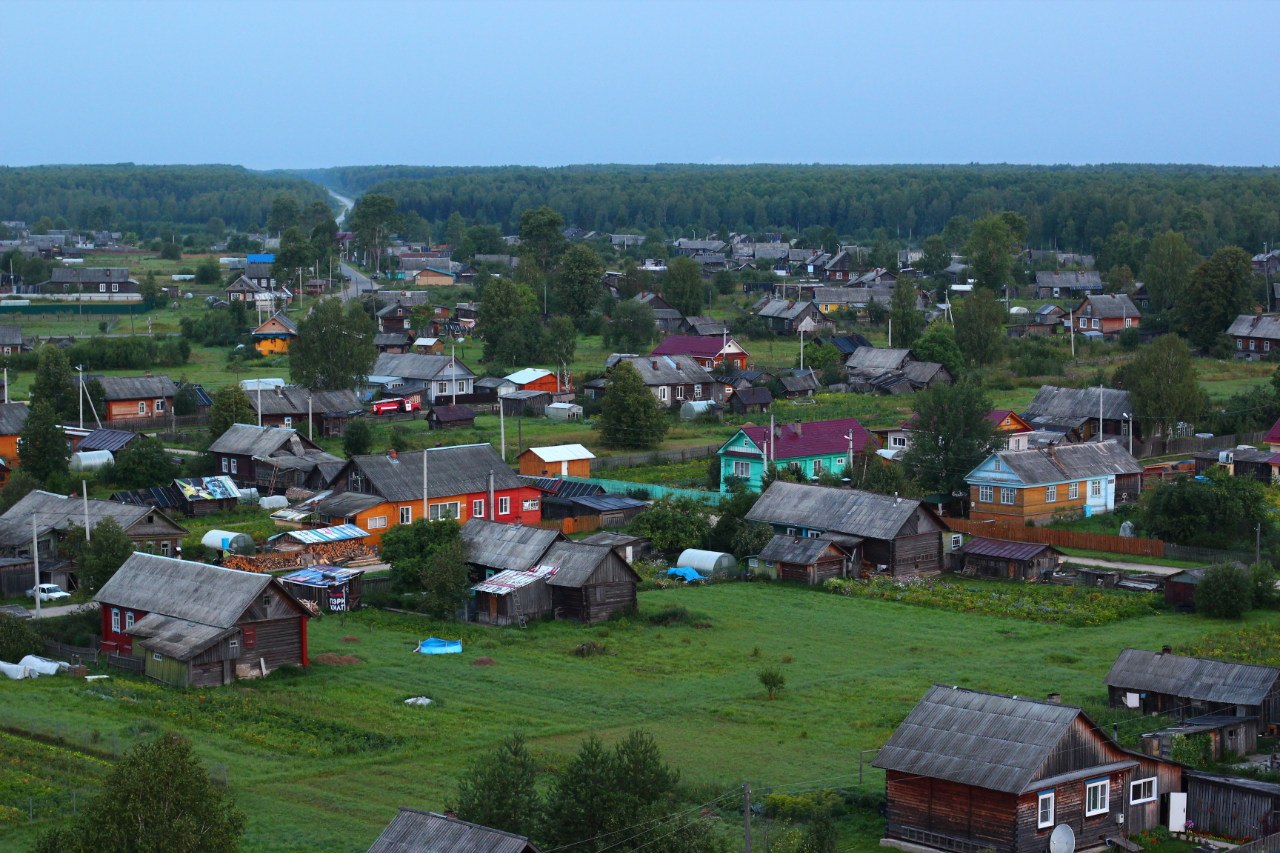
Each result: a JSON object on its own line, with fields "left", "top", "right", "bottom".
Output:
{"left": 437, "top": 381, "right": 447, "bottom": 393}
{"left": 1267, "top": 341, "right": 1273, "bottom": 353}
{"left": 522, "top": 498, "right": 539, "bottom": 511}
{"left": 399, "top": 506, "right": 413, "bottom": 525}
{"left": 733, "top": 460, "right": 751, "bottom": 478}
{"left": 675, "top": 386, "right": 686, "bottom": 400}
{"left": 1037, "top": 791, "right": 1055, "bottom": 829}
{"left": 1068, "top": 482, "right": 1079, "bottom": 500}
{"left": 111, "top": 282, "right": 119, "bottom": 293}
{"left": 812, "top": 459, "right": 824, "bottom": 475}
{"left": 429, "top": 502, "right": 459, "bottom": 521}
{"left": 1085, "top": 779, "right": 1109, "bottom": 816}
{"left": 890, "top": 436, "right": 907, "bottom": 448}
{"left": 978, "top": 485, "right": 993, "bottom": 503}
{"left": 1130, "top": 777, "right": 1156, "bottom": 805}
{"left": 137, "top": 401, "right": 147, "bottom": 414}
{"left": 367, "top": 516, "right": 387, "bottom": 529}
{"left": 283, "top": 416, "right": 292, "bottom": 428}
{"left": 1250, "top": 339, "right": 1257, "bottom": 351}
{"left": 498, "top": 496, "right": 510, "bottom": 515}
{"left": 1238, "top": 338, "right": 1244, "bottom": 350}
{"left": 111, "top": 608, "right": 120, "bottom": 633}
{"left": 125, "top": 611, "right": 134, "bottom": 629}
{"left": 155, "top": 398, "right": 166, "bottom": 412}
{"left": 950, "top": 534, "right": 963, "bottom": 549}
{"left": 1000, "top": 487, "right": 1016, "bottom": 505}
{"left": 160, "top": 541, "right": 170, "bottom": 556}
{"left": 229, "top": 637, "right": 240, "bottom": 656}
{"left": 221, "top": 457, "right": 229, "bottom": 473}
{"left": 1090, "top": 479, "right": 1102, "bottom": 497}
{"left": 835, "top": 458, "right": 845, "bottom": 468}
{"left": 99, "top": 283, "right": 106, "bottom": 293}
{"left": 153, "top": 652, "right": 163, "bottom": 662}
{"left": 1092, "top": 318, "right": 1100, "bottom": 330}
{"left": 1046, "top": 485, "right": 1057, "bottom": 503}
{"left": 230, "top": 458, "right": 238, "bottom": 474}
{"left": 472, "top": 499, "right": 484, "bottom": 518}
{"left": 658, "top": 386, "right": 669, "bottom": 401}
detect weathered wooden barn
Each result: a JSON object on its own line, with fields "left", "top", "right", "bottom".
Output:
{"left": 459, "top": 519, "right": 565, "bottom": 580}
{"left": 541, "top": 542, "right": 639, "bottom": 624}
{"left": 1140, "top": 714, "right": 1259, "bottom": 762}
{"left": 956, "top": 537, "right": 1062, "bottom": 581}
{"left": 756, "top": 535, "right": 852, "bottom": 585}
{"left": 875, "top": 686, "right": 1180, "bottom": 853}
{"left": 1106, "top": 648, "right": 1280, "bottom": 729}
{"left": 367, "top": 807, "right": 541, "bottom": 853}
{"left": 1186, "top": 772, "right": 1280, "bottom": 840}
{"left": 95, "top": 553, "right": 310, "bottom": 687}
{"left": 745, "top": 481, "right": 947, "bottom": 577}
{"left": 471, "top": 566, "right": 556, "bottom": 626}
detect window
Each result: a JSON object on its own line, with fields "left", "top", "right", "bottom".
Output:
{"left": 152, "top": 652, "right": 163, "bottom": 662}
{"left": 1000, "top": 487, "right": 1016, "bottom": 505}
{"left": 1238, "top": 338, "right": 1244, "bottom": 350}
{"left": 125, "top": 611, "right": 134, "bottom": 629}
{"left": 1090, "top": 479, "right": 1102, "bottom": 497}
{"left": 785, "top": 527, "right": 796, "bottom": 536}
{"left": 1092, "top": 318, "right": 1100, "bottom": 329}
{"left": 437, "top": 381, "right": 447, "bottom": 393}
{"left": 1037, "top": 791, "right": 1055, "bottom": 829}
{"left": 367, "top": 516, "right": 387, "bottom": 529}
{"left": 835, "top": 458, "right": 845, "bottom": 467}
{"left": 230, "top": 458, "right": 238, "bottom": 474}
{"left": 1068, "top": 482, "right": 1079, "bottom": 500}
{"left": 111, "top": 608, "right": 120, "bottom": 633}
{"left": 99, "top": 283, "right": 106, "bottom": 293}
{"left": 261, "top": 593, "right": 272, "bottom": 609}
{"left": 693, "top": 384, "right": 702, "bottom": 399}
{"left": 472, "top": 499, "right": 484, "bottom": 518}
{"left": 499, "top": 496, "right": 510, "bottom": 515}
{"left": 1085, "top": 780, "right": 1110, "bottom": 816}
{"left": 1046, "top": 485, "right": 1057, "bottom": 503}
{"left": 812, "top": 459, "right": 824, "bottom": 475}
{"left": 111, "top": 282, "right": 119, "bottom": 293}
{"left": 155, "top": 398, "right": 166, "bottom": 412}
{"left": 890, "top": 436, "right": 907, "bottom": 448}
{"left": 733, "top": 460, "right": 751, "bottom": 478}
{"left": 221, "top": 457, "right": 228, "bottom": 473}
{"left": 160, "top": 541, "right": 170, "bottom": 556}
{"left": 430, "top": 502, "right": 459, "bottom": 521}
{"left": 1125, "top": 317, "right": 1132, "bottom": 328}
{"left": 658, "top": 386, "right": 668, "bottom": 401}
{"left": 522, "top": 498, "right": 539, "bottom": 511}
{"left": 283, "top": 416, "right": 292, "bottom": 428}
{"left": 993, "top": 458, "right": 1002, "bottom": 471}
{"left": 229, "top": 638, "right": 240, "bottom": 656}
{"left": 138, "top": 401, "right": 147, "bottom": 414}
{"left": 978, "top": 485, "right": 993, "bottom": 503}
{"left": 1079, "top": 317, "right": 1087, "bottom": 329}
{"left": 675, "top": 386, "right": 685, "bottom": 400}
{"left": 400, "top": 506, "right": 413, "bottom": 525}
{"left": 1130, "top": 778, "right": 1156, "bottom": 805}
{"left": 951, "top": 534, "right": 963, "bottom": 549}
{"left": 1250, "top": 339, "right": 1257, "bottom": 351}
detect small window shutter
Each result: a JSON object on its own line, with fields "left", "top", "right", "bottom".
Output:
{"left": 242, "top": 625, "right": 257, "bottom": 649}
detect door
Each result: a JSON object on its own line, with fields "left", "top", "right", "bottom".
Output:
{"left": 1167, "top": 792, "right": 1186, "bottom": 833}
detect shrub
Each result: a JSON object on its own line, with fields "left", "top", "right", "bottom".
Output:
{"left": 759, "top": 667, "right": 785, "bottom": 699}
{"left": 0, "top": 613, "right": 43, "bottom": 661}
{"left": 1196, "top": 563, "right": 1253, "bottom": 619}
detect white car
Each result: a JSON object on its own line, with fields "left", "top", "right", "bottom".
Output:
{"left": 26, "top": 584, "right": 71, "bottom": 603}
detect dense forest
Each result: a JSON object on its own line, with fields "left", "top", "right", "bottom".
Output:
{"left": 0, "top": 165, "right": 331, "bottom": 237}
{"left": 294, "top": 164, "right": 1280, "bottom": 254}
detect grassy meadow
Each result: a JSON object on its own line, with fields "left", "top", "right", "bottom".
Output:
{"left": 3, "top": 582, "right": 1275, "bottom": 852}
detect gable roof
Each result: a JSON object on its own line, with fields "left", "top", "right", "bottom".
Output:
{"left": 731, "top": 418, "right": 874, "bottom": 462}
{"left": 347, "top": 445, "right": 524, "bottom": 503}
{"left": 538, "top": 541, "right": 637, "bottom": 588}
{"left": 986, "top": 410, "right": 1033, "bottom": 433}
{"left": 460, "top": 519, "right": 563, "bottom": 572}
{"left": 873, "top": 685, "right": 1100, "bottom": 794}
{"left": 368, "top": 808, "right": 540, "bottom": 853}
{"left": 209, "top": 424, "right": 322, "bottom": 457}
{"left": 608, "top": 355, "right": 714, "bottom": 386}
{"left": 759, "top": 534, "right": 848, "bottom": 565}
{"left": 1022, "top": 385, "right": 1131, "bottom": 428}
{"left": 1035, "top": 270, "right": 1103, "bottom": 290}
{"left": 0, "top": 489, "right": 186, "bottom": 546}
{"left": 373, "top": 352, "right": 475, "bottom": 382}
{"left": 756, "top": 298, "right": 817, "bottom": 320}
{"left": 252, "top": 312, "right": 298, "bottom": 336}
{"left": 505, "top": 368, "right": 552, "bottom": 386}
{"left": 818, "top": 334, "right": 874, "bottom": 354}
{"left": 1079, "top": 294, "right": 1141, "bottom": 319}
{"left": 650, "top": 336, "right": 741, "bottom": 359}
{"left": 846, "top": 347, "right": 911, "bottom": 371}
{"left": 95, "top": 553, "right": 276, "bottom": 628}
{"left": 730, "top": 387, "right": 773, "bottom": 407}
{"left": 1105, "top": 648, "right": 1280, "bottom": 706}
{"left": 745, "top": 481, "right": 942, "bottom": 541}
{"left": 248, "top": 386, "right": 364, "bottom": 417}
{"left": 960, "top": 537, "right": 1061, "bottom": 562}
{"left": 75, "top": 427, "right": 136, "bottom": 452}
{"left": 0, "top": 325, "right": 24, "bottom": 347}
{"left": 0, "top": 402, "right": 28, "bottom": 436}
{"left": 1227, "top": 313, "right": 1280, "bottom": 341}
{"left": 96, "top": 375, "right": 178, "bottom": 401}
{"left": 976, "top": 440, "right": 1141, "bottom": 485}
{"left": 523, "top": 444, "right": 595, "bottom": 463}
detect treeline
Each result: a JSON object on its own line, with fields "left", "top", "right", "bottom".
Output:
{"left": 0, "top": 164, "right": 330, "bottom": 237}
{"left": 3, "top": 336, "right": 191, "bottom": 372}
{"left": 296, "top": 163, "right": 1280, "bottom": 255}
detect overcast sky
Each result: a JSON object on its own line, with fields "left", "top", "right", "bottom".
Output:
{"left": 5, "top": 0, "right": 1277, "bottom": 169}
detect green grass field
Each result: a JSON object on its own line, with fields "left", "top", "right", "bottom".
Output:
{"left": 2, "top": 583, "right": 1273, "bottom": 852}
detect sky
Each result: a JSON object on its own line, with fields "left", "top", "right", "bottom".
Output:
{"left": 3, "top": 0, "right": 1278, "bottom": 169}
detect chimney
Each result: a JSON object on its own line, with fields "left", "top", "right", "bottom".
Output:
{"left": 387, "top": 449, "right": 398, "bottom": 463}
{"left": 894, "top": 491, "right": 900, "bottom": 505}
{"left": 794, "top": 419, "right": 802, "bottom": 437}
{"left": 651, "top": 359, "right": 658, "bottom": 369}
{"left": 275, "top": 384, "right": 284, "bottom": 397}
{"left": 1046, "top": 692, "right": 1061, "bottom": 704}
{"left": 1161, "top": 644, "right": 1172, "bottom": 655}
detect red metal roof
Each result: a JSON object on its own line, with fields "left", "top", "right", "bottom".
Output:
{"left": 1266, "top": 417, "right": 1280, "bottom": 446}
{"left": 740, "top": 418, "right": 875, "bottom": 461}
{"left": 960, "top": 536, "right": 1059, "bottom": 561}
{"left": 651, "top": 336, "right": 736, "bottom": 359}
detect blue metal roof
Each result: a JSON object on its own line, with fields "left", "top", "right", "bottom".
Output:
{"left": 279, "top": 565, "right": 364, "bottom": 587}
{"left": 283, "top": 524, "right": 369, "bottom": 545}
{"left": 570, "top": 495, "right": 649, "bottom": 512}
{"left": 246, "top": 253, "right": 276, "bottom": 263}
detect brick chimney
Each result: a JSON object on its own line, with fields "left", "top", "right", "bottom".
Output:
{"left": 794, "top": 419, "right": 802, "bottom": 437}
{"left": 1046, "top": 692, "right": 1061, "bottom": 704}
{"left": 387, "top": 449, "right": 398, "bottom": 463}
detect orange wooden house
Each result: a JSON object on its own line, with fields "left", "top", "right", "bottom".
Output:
{"left": 518, "top": 444, "right": 596, "bottom": 478}
{"left": 0, "top": 403, "right": 28, "bottom": 485}
{"left": 987, "top": 409, "right": 1034, "bottom": 450}
{"left": 251, "top": 312, "right": 299, "bottom": 355}
{"left": 92, "top": 376, "right": 178, "bottom": 422}
{"left": 505, "top": 368, "right": 566, "bottom": 393}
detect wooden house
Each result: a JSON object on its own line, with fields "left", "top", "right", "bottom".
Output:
{"left": 472, "top": 566, "right": 556, "bottom": 626}
{"left": 410, "top": 267, "right": 457, "bottom": 287}
{"left": 91, "top": 375, "right": 177, "bottom": 422}
{"left": 633, "top": 292, "right": 686, "bottom": 333}
{"left": 505, "top": 368, "right": 563, "bottom": 394}
{"left": 499, "top": 390, "right": 553, "bottom": 417}
{"left": 649, "top": 335, "right": 749, "bottom": 370}
{"left": 413, "top": 336, "right": 445, "bottom": 355}
{"left": 374, "top": 333, "right": 410, "bottom": 354}
{"left": 367, "top": 808, "right": 541, "bottom": 853}
{"left": 754, "top": 298, "right": 831, "bottom": 335}
{"left": 823, "top": 250, "right": 854, "bottom": 281}
{"left": 727, "top": 386, "right": 773, "bottom": 415}
{"left": 1186, "top": 772, "right": 1280, "bottom": 840}
{"left": 372, "top": 353, "right": 475, "bottom": 405}
{"left": 1105, "top": 647, "right": 1280, "bottom": 729}
{"left": 596, "top": 355, "right": 717, "bottom": 409}
{"left": 251, "top": 311, "right": 298, "bottom": 355}
{"left": 956, "top": 537, "right": 1062, "bottom": 581}
{"left": 0, "top": 403, "right": 28, "bottom": 485}
{"left": 246, "top": 385, "right": 364, "bottom": 437}
{"left": 1021, "top": 385, "right": 1136, "bottom": 443}
{"left": 746, "top": 481, "right": 947, "bottom": 577}
{"left": 1070, "top": 294, "right": 1140, "bottom": 337}
{"left": 1141, "top": 714, "right": 1258, "bottom": 763}
{"left": 32, "top": 267, "right": 140, "bottom": 300}
{"left": 717, "top": 417, "right": 876, "bottom": 493}
{"left": 225, "top": 275, "right": 272, "bottom": 307}
{"left": 459, "top": 518, "right": 565, "bottom": 580}
{"left": 541, "top": 541, "right": 639, "bottom": 624}
{"left": 209, "top": 424, "right": 340, "bottom": 493}
{"left": 1035, "top": 270, "right": 1103, "bottom": 299}
{"left": 1228, "top": 312, "right": 1280, "bottom": 359}
{"left": 427, "top": 405, "right": 476, "bottom": 430}
{"left": 518, "top": 445, "right": 595, "bottom": 478}
{"left": 966, "top": 441, "right": 1143, "bottom": 524}
{"left": 988, "top": 410, "right": 1034, "bottom": 450}
{"left": 95, "top": 553, "right": 309, "bottom": 688}
{"left": 1163, "top": 568, "right": 1205, "bottom": 609}
{"left": 0, "top": 325, "right": 29, "bottom": 356}
{"left": 876, "top": 686, "right": 1178, "bottom": 853}
{"left": 756, "top": 535, "right": 852, "bottom": 585}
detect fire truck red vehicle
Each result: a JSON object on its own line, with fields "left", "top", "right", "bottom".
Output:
{"left": 369, "top": 398, "right": 420, "bottom": 415}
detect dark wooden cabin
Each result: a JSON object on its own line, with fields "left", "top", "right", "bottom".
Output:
{"left": 541, "top": 541, "right": 639, "bottom": 624}
{"left": 875, "top": 686, "right": 1180, "bottom": 853}
{"left": 1141, "top": 714, "right": 1259, "bottom": 762}
{"left": 757, "top": 535, "right": 851, "bottom": 585}
{"left": 746, "top": 481, "right": 947, "bottom": 578}
{"left": 1186, "top": 772, "right": 1280, "bottom": 840}
{"left": 957, "top": 537, "right": 1062, "bottom": 581}
{"left": 1163, "top": 569, "right": 1204, "bottom": 609}
{"left": 1106, "top": 647, "right": 1280, "bottom": 729}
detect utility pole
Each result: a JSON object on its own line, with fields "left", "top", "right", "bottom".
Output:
{"left": 742, "top": 782, "right": 752, "bottom": 853}
{"left": 32, "top": 516, "right": 40, "bottom": 619}
{"left": 1069, "top": 307, "right": 1075, "bottom": 358}
{"left": 1099, "top": 379, "right": 1104, "bottom": 443}
{"left": 499, "top": 400, "right": 506, "bottom": 462}
{"left": 422, "top": 446, "right": 430, "bottom": 523}
{"left": 76, "top": 364, "right": 84, "bottom": 429}
{"left": 83, "top": 480, "right": 91, "bottom": 543}
{"left": 1256, "top": 523, "right": 1262, "bottom": 568}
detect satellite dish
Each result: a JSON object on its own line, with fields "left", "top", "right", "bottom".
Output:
{"left": 1049, "top": 824, "right": 1076, "bottom": 853}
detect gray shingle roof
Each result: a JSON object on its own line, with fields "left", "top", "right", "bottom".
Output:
{"left": 745, "top": 481, "right": 937, "bottom": 541}
{"left": 1227, "top": 314, "right": 1280, "bottom": 341}
{"left": 1022, "top": 385, "right": 1132, "bottom": 428}
{"left": 95, "top": 553, "right": 273, "bottom": 629}
{"left": 1079, "top": 294, "right": 1140, "bottom": 319}
{"left": 460, "top": 519, "right": 563, "bottom": 572}
{"left": 758, "top": 534, "right": 847, "bottom": 565}
{"left": 0, "top": 489, "right": 185, "bottom": 547}
{"left": 0, "top": 402, "right": 28, "bottom": 436}
{"left": 846, "top": 348, "right": 911, "bottom": 371}
{"left": 757, "top": 299, "right": 814, "bottom": 320}
{"left": 0, "top": 325, "right": 24, "bottom": 347}
{"left": 209, "top": 424, "right": 319, "bottom": 457}
{"left": 349, "top": 445, "right": 524, "bottom": 503}
{"left": 1105, "top": 648, "right": 1280, "bottom": 707}
{"left": 873, "top": 685, "right": 1090, "bottom": 794}
{"left": 367, "top": 808, "right": 539, "bottom": 853}
{"left": 538, "top": 541, "right": 632, "bottom": 588}
{"left": 246, "top": 387, "right": 364, "bottom": 418}
{"left": 96, "top": 375, "right": 178, "bottom": 401}
{"left": 373, "top": 353, "right": 475, "bottom": 382}
{"left": 1035, "top": 270, "right": 1103, "bottom": 290}
{"left": 986, "top": 441, "right": 1142, "bottom": 484}
{"left": 609, "top": 355, "right": 714, "bottom": 386}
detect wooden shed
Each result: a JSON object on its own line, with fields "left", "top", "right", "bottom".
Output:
{"left": 471, "top": 566, "right": 555, "bottom": 626}
{"left": 518, "top": 444, "right": 595, "bottom": 478}
{"left": 541, "top": 541, "right": 639, "bottom": 624}
{"left": 1106, "top": 648, "right": 1280, "bottom": 729}
{"left": 428, "top": 404, "right": 475, "bottom": 430}
{"left": 1141, "top": 714, "right": 1259, "bottom": 762}
{"left": 1186, "top": 772, "right": 1280, "bottom": 840}
{"left": 957, "top": 537, "right": 1062, "bottom": 581}
{"left": 1164, "top": 568, "right": 1205, "bottom": 609}
{"left": 757, "top": 535, "right": 851, "bottom": 585}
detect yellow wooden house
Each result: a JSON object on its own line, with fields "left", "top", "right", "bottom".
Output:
{"left": 252, "top": 312, "right": 299, "bottom": 356}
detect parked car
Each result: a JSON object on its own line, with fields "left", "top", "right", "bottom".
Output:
{"left": 370, "top": 398, "right": 420, "bottom": 415}
{"left": 27, "top": 584, "right": 70, "bottom": 602}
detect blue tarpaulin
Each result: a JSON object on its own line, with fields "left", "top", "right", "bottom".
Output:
{"left": 417, "top": 638, "right": 462, "bottom": 655}
{"left": 666, "top": 567, "right": 703, "bottom": 583}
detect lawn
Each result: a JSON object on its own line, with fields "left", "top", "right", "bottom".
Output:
{"left": 2, "top": 582, "right": 1273, "bottom": 852}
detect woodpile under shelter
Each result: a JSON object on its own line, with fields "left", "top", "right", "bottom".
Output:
{"left": 875, "top": 685, "right": 1180, "bottom": 853}
{"left": 956, "top": 537, "right": 1062, "bottom": 581}
{"left": 1106, "top": 648, "right": 1280, "bottom": 729}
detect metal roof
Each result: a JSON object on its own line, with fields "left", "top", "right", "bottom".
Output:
{"left": 873, "top": 685, "right": 1087, "bottom": 794}
{"left": 1105, "top": 648, "right": 1280, "bottom": 706}
{"left": 746, "top": 481, "right": 937, "bottom": 542}
{"left": 759, "top": 534, "right": 847, "bottom": 565}
{"left": 650, "top": 336, "right": 740, "bottom": 359}
{"left": 127, "top": 614, "right": 235, "bottom": 661}
{"left": 373, "top": 352, "right": 475, "bottom": 382}
{"left": 504, "top": 367, "right": 552, "bottom": 385}
{"left": 279, "top": 566, "right": 365, "bottom": 587}
{"left": 0, "top": 489, "right": 185, "bottom": 546}
{"left": 732, "top": 417, "right": 873, "bottom": 463}
{"left": 460, "top": 519, "right": 563, "bottom": 572}
{"left": 1022, "top": 385, "right": 1132, "bottom": 427}
{"left": 846, "top": 347, "right": 911, "bottom": 371}
{"left": 280, "top": 524, "right": 369, "bottom": 545}
{"left": 247, "top": 386, "right": 363, "bottom": 418}
{"left": 524, "top": 444, "right": 595, "bottom": 463}
{"left": 1228, "top": 313, "right": 1280, "bottom": 341}
{"left": 76, "top": 427, "right": 135, "bottom": 452}
{"left": 345, "top": 445, "right": 524, "bottom": 503}
{"left": 95, "top": 375, "right": 178, "bottom": 401}
{"left": 0, "top": 402, "right": 28, "bottom": 436}
{"left": 539, "top": 541, "right": 634, "bottom": 588}
{"left": 209, "top": 423, "right": 319, "bottom": 457}
{"left": 979, "top": 441, "right": 1142, "bottom": 485}
{"left": 608, "top": 355, "right": 714, "bottom": 386}
{"left": 960, "top": 537, "right": 1060, "bottom": 561}
{"left": 471, "top": 566, "right": 556, "bottom": 596}
{"left": 368, "top": 809, "right": 539, "bottom": 853}
{"left": 568, "top": 495, "right": 648, "bottom": 512}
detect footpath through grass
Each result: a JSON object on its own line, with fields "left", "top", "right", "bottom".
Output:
{"left": 2, "top": 582, "right": 1272, "bottom": 852}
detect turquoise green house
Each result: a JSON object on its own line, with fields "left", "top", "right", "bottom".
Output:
{"left": 716, "top": 418, "right": 878, "bottom": 493}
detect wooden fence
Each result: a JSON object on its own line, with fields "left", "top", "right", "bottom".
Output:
{"left": 105, "top": 653, "right": 143, "bottom": 673}
{"left": 42, "top": 639, "right": 98, "bottom": 664}
{"left": 945, "top": 517, "right": 1166, "bottom": 558}
{"left": 539, "top": 515, "right": 603, "bottom": 535}
{"left": 1228, "top": 830, "right": 1280, "bottom": 853}
{"left": 98, "top": 412, "right": 209, "bottom": 433}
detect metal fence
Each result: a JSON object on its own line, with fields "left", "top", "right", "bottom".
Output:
{"left": 563, "top": 476, "right": 722, "bottom": 505}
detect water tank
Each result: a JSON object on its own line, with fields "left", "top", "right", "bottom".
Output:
{"left": 69, "top": 450, "right": 114, "bottom": 472}
{"left": 673, "top": 549, "right": 737, "bottom": 578}
{"left": 200, "top": 529, "right": 255, "bottom": 555}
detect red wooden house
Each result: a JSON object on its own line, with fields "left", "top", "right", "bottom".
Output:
{"left": 1070, "top": 294, "right": 1140, "bottom": 337}
{"left": 95, "top": 553, "right": 309, "bottom": 688}
{"left": 649, "top": 335, "right": 749, "bottom": 370}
